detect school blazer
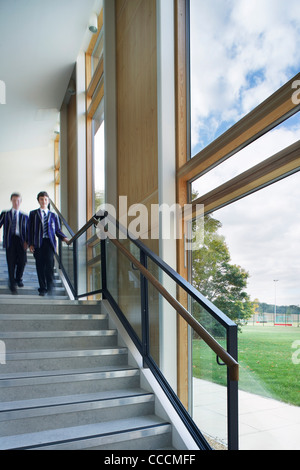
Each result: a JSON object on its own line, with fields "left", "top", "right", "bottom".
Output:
{"left": 28, "top": 209, "right": 66, "bottom": 251}
{"left": 0, "top": 210, "right": 28, "bottom": 248}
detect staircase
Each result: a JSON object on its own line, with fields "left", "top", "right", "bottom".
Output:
{"left": 0, "top": 249, "right": 192, "bottom": 450}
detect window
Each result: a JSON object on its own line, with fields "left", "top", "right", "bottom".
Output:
{"left": 85, "top": 10, "right": 104, "bottom": 219}
{"left": 189, "top": 0, "right": 300, "bottom": 157}
{"left": 92, "top": 100, "right": 105, "bottom": 211}
{"left": 185, "top": 0, "right": 300, "bottom": 448}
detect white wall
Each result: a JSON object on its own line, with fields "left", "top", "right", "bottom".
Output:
{"left": 0, "top": 144, "right": 54, "bottom": 217}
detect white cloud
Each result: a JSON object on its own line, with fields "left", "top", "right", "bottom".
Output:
{"left": 213, "top": 172, "right": 300, "bottom": 305}
{"left": 190, "top": 0, "right": 300, "bottom": 151}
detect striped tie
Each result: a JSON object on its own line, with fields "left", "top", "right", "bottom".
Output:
{"left": 11, "top": 210, "right": 17, "bottom": 234}
{"left": 43, "top": 210, "right": 48, "bottom": 237}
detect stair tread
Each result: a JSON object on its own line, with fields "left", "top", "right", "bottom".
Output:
{"left": 0, "top": 330, "right": 117, "bottom": 338}
{"left": 0, "top": 415, "right": 171, "bottom": 450}
{"left": 5, "top": 347, "right": 128, "bottom": 359}
{"left": 0, "top": 388, "right": 153, "bottom": 412}
{"left": 0, "top": 312, "right": 106, "bottom": 319}
{"left": 0, "top": 365, "right": 138, "bottom": 381}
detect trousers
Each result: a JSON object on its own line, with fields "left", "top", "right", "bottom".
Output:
{"left": 6, "top": 235, "right": 27, "bottom": 290}
{"left": 34, "top": 238, "right": 54, "bottom": 293}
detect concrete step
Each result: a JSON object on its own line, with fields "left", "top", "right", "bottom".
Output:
{"left": 0, "top": 313, "right": 108, "bottom": 332}
{"left": 2, "top": 347, "right": 128, "bottom": 373}
{"left": 0, "top": 294, "right": 70, "bottom": 301}
{"left": 0, "top": 366, "right": 140, "bottom": 401}
{"left": 0, "top": 389, "right": 155, "bottom": 437}
{"left": 0, "top": 286, "right": 67, "bottom": 296}
{"left": 0, "top": 329, "right": 118, "bottom": 351}
{"left": 0, "top": 415, "right": 173, "bottom": 450}
{"left": 0, "top": 299, "right": 103, "bottom": 314}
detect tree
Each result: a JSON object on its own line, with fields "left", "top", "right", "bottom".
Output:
{"left": 192, "top": 213, "right": 255, "bottom": 330}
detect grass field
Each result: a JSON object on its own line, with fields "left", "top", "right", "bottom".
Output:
{"left": 192, "top": 325, "right": 300, "bottom": 406}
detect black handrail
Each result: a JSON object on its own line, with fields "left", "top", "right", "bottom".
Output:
{"left": 49, "top": 200, "right": 75, "bottom": 238}
{"left": 49, "top": 201, "right": 239, "bottom": 450}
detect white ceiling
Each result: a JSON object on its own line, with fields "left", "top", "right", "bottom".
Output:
{"left": 0, "top": 0, "right": 99, "bottom": 153}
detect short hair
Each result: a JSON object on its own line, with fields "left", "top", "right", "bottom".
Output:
{"left": 10, "top": 193, "right": 22, "bottom": 200}
{"left": 37, "top": 191, "right": 49, "bottom": 201}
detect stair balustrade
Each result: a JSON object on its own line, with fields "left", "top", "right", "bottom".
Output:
{"left": 51, "top": 201, "right": 239, "bottom": 450}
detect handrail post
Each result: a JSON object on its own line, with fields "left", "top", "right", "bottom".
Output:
{"left": 101, "top": 238, "right": 107, "bottom": 298}
{"left": 140, "top": 251, "right": 150, "bottom": 366}
{"left": 227, "top": 324, "right": 239, "bottom": 450}
{"left": 73, "top": 239, "right": 78, "bottom": 299}
{"left": 58, "top": 237, "right": 62, "bottom": 270}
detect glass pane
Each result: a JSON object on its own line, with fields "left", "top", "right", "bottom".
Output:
{"left": 191, "top": 112, "right": 300, "bottom": 199}
{"left": 192, "top": 328, "right": 228, "bottom": 450}
{"left": 76, "top": 224, "right": 102, "bottom": 297}
{"left": 106, "top": 238, "right": 142, "bottom": 342}
{"left": 93, "top": 100, "right": 105, "bottom": 212}
{"left": 147, "top": 256, "right": 229, "bottom": 448}
{"left": 190, "top": 0, "right": 300, "bottom": 156}
{"left": 199, "top": 173, "right": 300, "bottom": 449}
{"left": 211, "top": 173, "right": 300, "bottom": 309}
{"left": 60, "top": 221, "right": 75, "bottom": 289}
{"left": 91, "top": 28, "right": 104, "bottom": 76}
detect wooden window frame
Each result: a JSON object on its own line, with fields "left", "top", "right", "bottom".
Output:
{"left": 85, "top": 10, "right": 104, "bottom": 221}
{"left": 54, "top": 133, "right": 60, "bottom": 207}
{"left": 177, "top": 1, "right": 300, "bottom": 218}
{"left": 174, "top": 0, "right": 300, "bottom": 409}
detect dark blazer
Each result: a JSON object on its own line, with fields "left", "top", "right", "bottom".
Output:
{"left": 28, "top": 209, "right": 66, "bottom": 251}
{"left": 0, "top": 210, "right": 28, "bottom": 248}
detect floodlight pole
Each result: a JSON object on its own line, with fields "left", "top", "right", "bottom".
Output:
{"left": 273, "top": 279, "right": 279, "bottom": 324}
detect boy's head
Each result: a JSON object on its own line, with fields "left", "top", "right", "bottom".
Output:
{"left": 10, "top": 193, "right": 22, "bottom": 211}
{"left": 37, "top": 191, "right": 50, "bottom": 210}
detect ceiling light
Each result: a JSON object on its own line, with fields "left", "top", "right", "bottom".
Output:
{"left": 89, "top": 13, "right": 98, "bottom": 33}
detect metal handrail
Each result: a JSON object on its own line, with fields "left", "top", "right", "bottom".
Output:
{"left": 58, "top": 208, "right": 239, "bottom": 382}
{"left": 49, "top": 201, "right": 239, "bottom": 449}
{"left": 49, "top": 200, "right": 75, "bottom": 237}
{"left": 100, "top": 227, "right": 239, "bottom": 382}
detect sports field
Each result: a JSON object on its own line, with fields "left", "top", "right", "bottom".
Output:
{"left": 193, "top": 325, "right": 300, "bottom": 406}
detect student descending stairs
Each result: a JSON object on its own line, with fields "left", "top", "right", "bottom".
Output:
{"left": 0, "top": 248, "right": 194, "bottom": 450}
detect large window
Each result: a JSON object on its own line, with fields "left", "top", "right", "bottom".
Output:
{"left": 85, "top": 10, "right": 105, "bottom": 219}
{"left": 184, "top": 0, "right": 300, "bottom": 449}
{"left": 189, "top": 0, "right": 300, "bottom": 157}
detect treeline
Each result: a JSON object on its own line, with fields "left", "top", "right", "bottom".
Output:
{"left": 258, "top": 303, "right": 300, "bottom": 315}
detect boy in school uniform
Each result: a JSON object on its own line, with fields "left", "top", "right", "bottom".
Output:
{"left": 29, "top": 191, "right": 69, "bottom": 296}
{"left": 0, "top": 193, "right": 28, "bottom": 294}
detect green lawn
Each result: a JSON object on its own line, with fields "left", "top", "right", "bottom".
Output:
{"left": 192, "top": 325, "right": 300, "bottom": 406}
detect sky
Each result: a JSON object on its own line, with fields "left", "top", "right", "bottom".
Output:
{"left": 190, "top": 0, "right": 300, "bottom": 306}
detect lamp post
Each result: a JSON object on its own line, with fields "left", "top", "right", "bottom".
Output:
{"left": 273, "top": 279, "right": 279, "bottom": 325}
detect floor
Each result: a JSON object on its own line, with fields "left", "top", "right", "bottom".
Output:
{"left": 193, "top": 378, "right": 300, "bottom": 450}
